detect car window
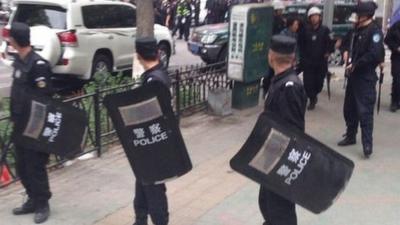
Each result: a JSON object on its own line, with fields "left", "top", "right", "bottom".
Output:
{"left": 82, "top": 5, "right": 136, "bottom": 29}
{"left": 120, "top": 6, "right": 136, "bottom": 27}
{"left": 13, "top": 4, "right": 67, "bottom": 29}
{"left": 284, "top": 5, "right": 309, "bottom": 21}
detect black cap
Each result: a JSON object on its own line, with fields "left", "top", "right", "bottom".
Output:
{"left": 355, "top": 1, "right": 377, "bottom": 17}
{"left": 10, "top": 22, "right": 30, "bottom": 47}
{"left": 135, "top": 37, "right": 158, "bottom": 59}
{"left": 270, "top": 35, "right": 296, "bottom": 55}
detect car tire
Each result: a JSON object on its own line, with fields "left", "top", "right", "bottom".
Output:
{"left": 201, "top": 57, "right": 213, "bottom": 65}
{"left": 217, "top": 45, "right": 228, "bottom": 63}
{"left": 158, "top": 43, "right": 170, "bottom": 69}
{"left": 91, "top": 54, "right": 112, "bottom": 83}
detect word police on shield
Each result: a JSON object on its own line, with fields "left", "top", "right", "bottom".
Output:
{"left": 103, "top": 81, "right": 192, "bottom": 185}
{"left": 230, "top": 111, "right": 354, "bottom": 214}
{"left": 13, "top": 89, "right": 88, "bottom": 158}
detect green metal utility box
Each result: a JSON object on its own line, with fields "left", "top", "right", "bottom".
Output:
{"left": 228, "top": 3, "right": 273, "bottom": 109}
{"left": 228, "top": 3, "right": 273, "bottom": 83}
{"left": 232, "top": 80, "right": 260, "bottom": 109}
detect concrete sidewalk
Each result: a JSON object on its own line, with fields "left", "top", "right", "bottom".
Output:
{"left": 1, "top": 65, "right": 400, "bottom": 225}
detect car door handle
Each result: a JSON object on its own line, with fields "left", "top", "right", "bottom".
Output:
{"left": 108, "top": 35, "right": 114, "bottom": 40}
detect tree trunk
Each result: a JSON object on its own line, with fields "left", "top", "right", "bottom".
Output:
{"left": 136, "top": 0, "right": 155, "bottom": 38}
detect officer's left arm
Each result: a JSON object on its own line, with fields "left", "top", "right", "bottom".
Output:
{"left": 32, "top": 60, "right": 53, "bottom": 96}
{"left": 340, "top": 30, "right": 353, "bottom": 53}
{"left": 384, "top": 28, "right": 400, "bottom": 52}
{"left": 297, "top": 28, "right": 306, "bottom": 64}
{"left": 353, "top": 31, "right": 385, "bottom": 69}
{"left": 278, "top": 83, "right": 306, "bottom": 131}
{"left": 188, "top": 2, "right": 193, "bottom": 14}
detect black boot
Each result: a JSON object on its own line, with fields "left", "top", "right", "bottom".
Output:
{"left": 34, "top": 203, "right": 50, "bottom": 224}
{"left": 338, "top": 134, "right": 356, "bottom": 146}
{"left": 133, "top": 220, "right": 148, "bottom": 225}
{"left": 307, "top": 97, "right": 317, "bottom": 110}
{"left": 363, "top": 145, "right": 373, "bottom": 158}
{"left": 390, "top": 102, "right": 398, "bottom": 112}
{"left": 12, "top": 198, "right": 35, "bottom": 215}
{"left": 133, "top": 215, "right": 148, "bottom": 225}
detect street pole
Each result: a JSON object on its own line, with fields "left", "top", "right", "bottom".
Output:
{"left": 132, "top": 0, "right": 154, "bottom": 80}
{"left": 383, "top": 0, "right": 394, "bottom": 31}
{"left": 136, "top": 0, "right": 155, "bottom": 38}
{"left": 322, "top": 0, "right": 334, "bottom": 30}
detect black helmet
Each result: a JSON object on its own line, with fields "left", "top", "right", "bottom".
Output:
{"left": 355, "top": 1, "right": 377, "bottom": 18}
{"left": 10, "top": 22, "right": 30, "bottom": 47}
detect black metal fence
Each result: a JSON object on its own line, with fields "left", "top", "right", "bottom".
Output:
{"left": 0, "top": 62, "right": 229, "bottom": 188}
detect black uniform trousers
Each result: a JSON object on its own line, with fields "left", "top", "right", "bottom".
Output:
{"left": 172, "top": 17, "right": 190, "bottom": 40}
{"left": 343, "top": 76, "right": 377, "bottom": 148}
{"left": 302, "top": 62, "right": 328, "bottom": 100}
{"left": 391, "top": 56, "right": 400, "bottom": 105}
{"left": 15, "top": 144, "right": 51, "bottom": 208}
{"left": 259, "top": 186, "right": 297, "bottom": 225}
{"left": 194, "top": 10, "right": 200, "bottom": 26}
{"left": 134, "top": 181, "right": 169, "bottom": 225}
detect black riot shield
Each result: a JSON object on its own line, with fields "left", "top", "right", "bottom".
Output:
{"left": 13, "top": 91, "right": 88, "bottom": 158}
{"left": 103, "top": 81, "right": 192, "bottom": 185}
{"left": 230, "top": 111, "right": 354, "bottom": 214}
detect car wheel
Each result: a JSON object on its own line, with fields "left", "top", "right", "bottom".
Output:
{"left": 217, "top": 46, "right": 228, "bottom": 63}
{"left": 91, "top": 54, "right": 112, "bottom": 86}
{"left": 201, "top": 57, "right": 214, "bottom": 65}
{"left": 158, "top": 43, "right": 170, "bottom": 69}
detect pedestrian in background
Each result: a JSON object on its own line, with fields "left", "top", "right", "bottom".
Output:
{"left": 193, "top": 0, "right": 201, "bottom": 26}
{"left": 298, "top": 6, "right": 334, "bottom": 110}
{"left": 384, "top": 20, "right": 400, "bottom": 112}
{"left": 172, "top": 0, "right": 192, "bottom": 41}
{"left": 205, "top": 0, "right": 228, "bottom": 24}
{"left": 262, "top": 1, "right": 287, "bottom": 95}
{"left": 272, "top": 1, "right": 286, "bottom": 35}
{"left": 281, "top": 16, "right": 300, "bottom": 40}
{"left": 154, "top": 0, "right": 164, "bottom": 25}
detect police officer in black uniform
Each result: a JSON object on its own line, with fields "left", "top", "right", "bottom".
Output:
{"left": 9, "top": 22, "right": 53, "bottom": 224}
{"left": 298, "top": 6, "right": 334, "bottom": 110}
{"left": 154, "top": 0, "right": 164, "bottom": 25}
{"left": 261, "top": 1, "right": 287, "bottom": 96}
{"left": 205, "top": 0, "right": 228, "bottom": 24}
{"left": 193, "top": 0, "right": 201, "bottom": 26}
{"left": 272, "top": 1, "right": 286, "bottom": 35}
{"left": 259, "top": 35, "right": 307, "bottom": 225}
{"left": 338, "top": 2, "right": 384, "bottom": 158}
{"left": 133, "top": 37, "right": 171, "bottom": 225}
{"left": 384, "top": 20, "right": 400, "bottom": 112}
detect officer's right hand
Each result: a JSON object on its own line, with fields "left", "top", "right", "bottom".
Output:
{"left": 343, "top": 52, "right": 349, "bottom": 65}
{"left": 346, "top": 64, "right": 354, "bottom": 74}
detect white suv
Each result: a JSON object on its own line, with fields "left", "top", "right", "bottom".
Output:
{"left": 1, "top": 0, "right": 175, "bottom": 80}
